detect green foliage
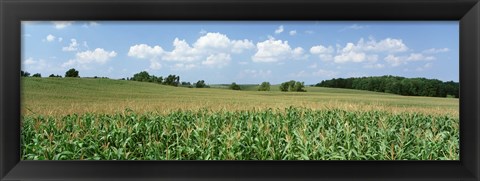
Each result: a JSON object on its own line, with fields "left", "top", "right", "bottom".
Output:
{"left": 49, "top": 74, "right": 62, "bottom": 78}
{"left": 131, "top": 71, "right": 151, "bottom": 82}
{"left": 65, "top": 68, "right": 79, "bottom": 78}
{"left": 316, "top": 75, "right": 459, "bottom": 98}
{"left": 32, "top": 73, "right": 42, "bottom": 77}
{"left": 21, "top": 107, "right": 459, "bottom": 160}
{"left": 195, "top": 80, "right": 207, "bottom": 88}
{"left": 229, "top": 82, "right": 241, "bottom": 90}
{"left": 293, "top": 81, "right": 306, "bottom": 92}
{"left": 280, "top": 82, "right": 290, "bottom": 92}
{"left": 258, "top": 82, "right": 271, "bottom": 91}
{"left": 279, "top": 80, "right": 306, "bottom": 92}
{"left": 164, "top": 75, "right": 180, "bottom": 87}
{"left": 21, "top": 70, "right": 31, "bottom": 77}
{"left": 131, "top": 71, "right": 180, "bottom": 87}
{"left": 180, "top": 82, "right": 193, "bottom": 88}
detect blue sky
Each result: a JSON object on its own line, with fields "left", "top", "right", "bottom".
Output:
{"left": 22, "top": 21, "right": 458, "bottom": 84}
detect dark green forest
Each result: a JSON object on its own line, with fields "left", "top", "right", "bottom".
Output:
{"left": 315, "top": 75, "right": 459, "bottom": 98}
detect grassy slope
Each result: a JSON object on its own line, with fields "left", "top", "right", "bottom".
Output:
{"left": 22, "top": 77, "right": 459, "bottom": 116}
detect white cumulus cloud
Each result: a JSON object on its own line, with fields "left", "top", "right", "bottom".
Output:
{"left": 62, "top": 39, "right": 79, "bottom": 52}
{"left": 128, "top": 44, "right": 164, "bottom": 59}
{"left": 202, "top": 53, "right": 231, "bottom": 68}
{"left": 46, "top": 34, "right": 56, "bottom": 42}
{"left": 310, "top": 45, "right": 334, "bottom": 61}
{"left": 274, "top": 25, "right": 284, "bottom": 34}
{"left": 252, "top": 37, "right": 305, "bottom": 62}
{"left": 62, "top": 48, "right": 117, "bottom": 68}
{"left": 128, "top": 32, "right": 255, "bottom": 69}
{"left": 289, "top": 30, "right": 297, "bottom": 36}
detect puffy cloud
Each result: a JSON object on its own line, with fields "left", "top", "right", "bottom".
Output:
{"left": 321, "top": 37, "right": 408, "bottom": 63}
{"left": 62, "top": 39, "right": 79, "bottom": 52}
{"left": 127, "top": 44, "right": 165, "bottom": 70}
{"left": 231, "top": 39, "right": 255, "bottom": 53}
{"left": 289, "top": 30, "right": 297, "bottom": 36}
{"left": 62, "top": 48, "right": 117, "bottom": 68}
{"left": 193, "top": 32, "right": 254, "bottom": 54}
{"left": 334, "top": 51, "right": 366, "bottom": 63}
{"left": 355, "top": 37, "right": 408, "bottom": 53}
{"left": 52, "top": 21, "right": 73, "bottom": 29}
{"left": 274, "top": 25, "right": 284, "bottom": 34}
{"left": 128, "top": 44, "right": 164, "bottom": 59}
{"left": 202, "top": 53, "right": 231, "bottom": 68}
{"left": 310, "top": 45, "right": 334, "bottom": 61}
{"left": 194, "top": 32, "right": 231, "bottom": 50}
{"left": 310, "top": 45, "right": 334, "bottom": 54}
{"left": 128, "top": 32, "right": 254, "bottom": 70}
{"left": 163, "top": 38, "right": 201, "bottom": 62}
{"left": 46, "top": 34, "right": 56, "bottom": 42}
{"left": 252, "top": 37, "right": 305, "bottom": 62}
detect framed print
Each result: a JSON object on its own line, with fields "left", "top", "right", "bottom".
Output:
{"left": 1, "top": 0, "right": 479, "bottom": 180}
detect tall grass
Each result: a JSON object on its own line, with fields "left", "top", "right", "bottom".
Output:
{"left": 21, "top": 107, "right": 459, "bottom": 160}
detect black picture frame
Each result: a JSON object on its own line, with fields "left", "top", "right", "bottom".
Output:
{"left": 1, "top": 0, "right": 479, "bottom": 180}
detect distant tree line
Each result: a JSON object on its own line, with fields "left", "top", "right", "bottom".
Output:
{"left": 129, "top": 71, "right": 180, "bottom": 86}
{"left": 21, "top": 68, "right": 80, "bottom": 78}
{"left": 128, "top": 71, "right": 210, "bottom": 88}
{"left": 315, "top": 75, "right": 459, "bottom": 98}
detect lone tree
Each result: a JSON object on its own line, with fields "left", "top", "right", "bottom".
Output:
{"left": 65, "top": 68, "right": 79, "bottom": 78}
{"left": 32, "top": 73, "right": 41, "bottom": 77}
{"left": 258, "top": 82, "right": 271, "bottom": 91}
{"left": 229, "top": 82, "right": 241, "bottom": 90}
{"left": 195, "top": 80, "right": 206, "bottom": 88}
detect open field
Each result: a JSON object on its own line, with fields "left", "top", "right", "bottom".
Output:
{"left": 21, "top": 77, "right": 459, "bottom": 160}
{"left": 22, "top": 78, "right": 458, "bottom": 116}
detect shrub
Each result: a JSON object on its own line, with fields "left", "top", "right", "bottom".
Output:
{"left": 65, "top": 68, "right": 79, "bottom": 78}
{"left": 229, "top": 82, "right": 241, "bottom": 90}
{"left": 258, "top": 82, "right": 270, "bottom": 91}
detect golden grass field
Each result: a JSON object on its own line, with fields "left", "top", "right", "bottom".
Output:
{"left": 21, "top": 77, "right": 458, "bottom": 117}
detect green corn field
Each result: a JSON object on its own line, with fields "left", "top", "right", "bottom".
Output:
{"left": 21, "top": 107, "right": 459, "bottom": 160}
